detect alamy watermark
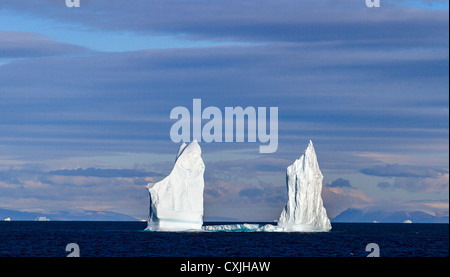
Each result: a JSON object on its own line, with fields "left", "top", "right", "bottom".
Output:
{"left": 65, "top": 1, "right": 380, "bottom": 9}
{"left": 366, "top": 0, "right": 381, "bottom": 8}
{"left": 66, "top": 0, "right": 80, "bottom": 8}
{"left": 66, "top": 243, "right": 80, "bottom": 257}
{"left": 170, "top": 99, "right": 278, "bottom": 153}
{"left": 366, "top": 243, "right": 380, "bottom": 257}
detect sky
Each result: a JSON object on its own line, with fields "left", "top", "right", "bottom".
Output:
{"left": 0, "top": 0, "right": 448, "bottom": 221}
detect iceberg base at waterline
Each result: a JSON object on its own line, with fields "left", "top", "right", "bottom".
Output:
{"left": 145, "top": 223, "right": 330, "bottom": 233}
{"left": 201, "top": 223, "right": 283, "bottom": 232}
{"left": 201, "top": 223, "right": 327, "bottom": 233}
{"left": 146, "top": 212, "right": 204, "bottom": 231}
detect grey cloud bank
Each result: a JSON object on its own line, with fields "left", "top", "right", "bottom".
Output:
{"left": 361, "top": 164, "right": 447, "bottom": 178}
{"left": 2, "top": 0, "right": 448, "bottom": 44}
{"left": 0, "top": 31, "right": 88, "bottom": 58}
{"left": 362, "top": 164, "right": 449, "bottom": 193}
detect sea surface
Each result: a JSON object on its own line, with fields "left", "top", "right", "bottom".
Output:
{"left": 0, "top": 221, "right": 448, "bottom": 257}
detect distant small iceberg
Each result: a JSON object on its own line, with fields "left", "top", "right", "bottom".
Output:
{"left": 4, "top": 217, "right": 11, "bottom": 221}
{"left": 403, "top": 219, "right": 413, "bottom": 224}
{"left": 35, "top": 216, "right": 50, "bottom": 221}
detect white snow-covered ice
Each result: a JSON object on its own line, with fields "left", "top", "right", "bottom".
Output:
{"left": 202, "top": 223, "right": 284, "bottom": 232}
{"left": 202, "top": 140, "right": 331, "bottom": 232}
{"left": 146, "top": 140, "right": 205, "bottom": 231}
{"left": 145, "top": 139, "right": 331, "bottom": 232}
{"left": 277, "top": 140, "right": 331, "bottom": 232}
{"left": 202, "top": 224, "right": 261, "bottom": 232}
{"left": 35, "top": 216, "right": 50, "bottom": 221}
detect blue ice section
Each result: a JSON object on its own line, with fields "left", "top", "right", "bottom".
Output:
{"left": 202, "top": 223, "right": 283, "bottom": 232}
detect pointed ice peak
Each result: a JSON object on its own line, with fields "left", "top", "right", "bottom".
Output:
{"left": 176, "top": 142, "right": 187, "bottom": 160}
{"left": 175, "top": 140, "right": 201, "bottom": 162}
{"left": 289, "top": 140, "right": 320, "bottom": 175}
{"left": 304, "top": 140, "right": 315, "bottom": 156}
{"left": 187, "top": 139, "right": 201, "bottom": 151}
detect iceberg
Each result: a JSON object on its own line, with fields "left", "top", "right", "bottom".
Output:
{"left": 146, "top": 140, "right": 205, "bottom": 231}
{"left": 145, "top": 139, "right": 330, "bottom": 233}
{"left": 202, "top": 141, "right": 330, "bottom": 233}
{"left": 277, "top": 140, "right": 331, "bottom": 232}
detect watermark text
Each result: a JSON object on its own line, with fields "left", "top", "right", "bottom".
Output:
{"left": 170, "top": 99, "right": 278, "bottom": 153}
{"left": 366, "top": 0, "right": 380, "bottom": 8}
{"left": 66, "top": 0, "right": 80, "bottom": 8}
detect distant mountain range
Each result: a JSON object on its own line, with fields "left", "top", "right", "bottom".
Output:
{"left": 332, "top": 208, "right": 449, "bottom": 223}
{"left": 3, "top": 207, "right": 448, "bottom": 223}
{"left": 0, "top": 208, "right": 138, "bottom": 221}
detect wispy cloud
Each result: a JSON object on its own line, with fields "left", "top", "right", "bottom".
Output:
{"left": 0, "top": 165, "right": 161, "bottom": 218}
{"left": 362, "top": 164, "right": 449, "bottom": 193}
{"left": 47, "top": 167, "right": 162, "bottom": 178}
{"left": 0, "top": 31, "right": 89, "bottom": 58}
{"left": 386, "top": 0, "right": 449, "bottom": 10}
{"left": 2, "top": 0, "right": 448, "bottom": 44}
{"left": 361, "top": 164, "right": 447, "bottom": 178}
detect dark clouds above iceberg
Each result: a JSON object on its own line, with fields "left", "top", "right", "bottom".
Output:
{"left": 0, "top": 40, "right": 447, "bottom": 160}
{"left": 2, "top": 0, "right": 448, "bottom": 44}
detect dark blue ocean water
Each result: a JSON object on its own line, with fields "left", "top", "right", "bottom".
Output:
{"left": 0, "top": 222, "right": 447, "bottom": 257}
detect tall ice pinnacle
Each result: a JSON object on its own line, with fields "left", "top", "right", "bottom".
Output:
{"left": 146, "top": 140, "right": 205, "bottom": 231}
{"left": 277, "top": 140, "right": 332, "bottom": 231}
